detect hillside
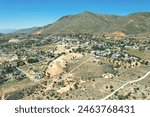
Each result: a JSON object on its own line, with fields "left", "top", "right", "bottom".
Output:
{"left": 36, "top": 12, "right": 150, "bottom": 35}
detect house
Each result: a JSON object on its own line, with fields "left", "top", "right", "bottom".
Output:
{"left": 102, "top": 73, "right": 114, "bottom": 79}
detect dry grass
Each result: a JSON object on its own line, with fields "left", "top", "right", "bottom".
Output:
{"left": 126, "top": 49, "right": 150, "bottom": 61}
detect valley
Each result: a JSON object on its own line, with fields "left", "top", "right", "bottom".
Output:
{"left": 0, "top": 12, "right": 150, "bottom": 100}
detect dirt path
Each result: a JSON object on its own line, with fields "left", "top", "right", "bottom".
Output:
{"left": 102, "top": 71, "right": 150, "bottom": 100}
{"left": 69, "top": 58, "right": 91, "bottom": 73}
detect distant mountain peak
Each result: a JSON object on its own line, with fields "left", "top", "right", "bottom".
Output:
{"left": 81, "top": 11, "right": 95, "bottom": 15}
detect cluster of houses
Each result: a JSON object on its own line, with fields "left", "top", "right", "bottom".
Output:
{"left": 0, "top": 62, "right": 27, "bottom": 84}
{"left": 0, "top": 32, "right": 149, "bottom": 85}
{"left": 93, "top": 38, "right": 149, "bottom": 68}
{"left": 28, "top": 67, "right": 45, "bottom": 80}
{"left": 94, "top": 49, "right": 141, "bottom": 68}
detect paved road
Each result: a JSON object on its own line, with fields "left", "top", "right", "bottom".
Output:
{"left": 102, "top": 71, "right": 150, "bottom": 100}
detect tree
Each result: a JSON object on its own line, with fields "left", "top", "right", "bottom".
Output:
{"left": 145, "top": 61, "right": 149, "bottom": 66}
{"left": 27, "top": 58, "right": 39, "bottom": 63}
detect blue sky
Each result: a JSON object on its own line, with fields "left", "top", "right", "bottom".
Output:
{"left": 0, "top": 0, "right": 150, "bottom": 29}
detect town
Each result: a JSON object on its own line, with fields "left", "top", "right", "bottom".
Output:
{"left": 0, "top": 32, "right": 150, "bottom": 100}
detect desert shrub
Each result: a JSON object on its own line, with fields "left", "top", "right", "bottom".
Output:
{"left": 27, "top": 58, "right": 39, "bottom": 63}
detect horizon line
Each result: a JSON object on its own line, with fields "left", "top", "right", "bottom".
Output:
{"left": 0, "top": 11, "right": 150, "bottom": 31}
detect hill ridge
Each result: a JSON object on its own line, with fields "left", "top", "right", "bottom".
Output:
{"left": 35, "top": 12, "right": 150, "bottom": 35}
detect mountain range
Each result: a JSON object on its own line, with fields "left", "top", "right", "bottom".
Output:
{"left": 13, "top": 27, "right": 39, "bottom": 34}
{"left": 35, "top": 12, "right": 150, "bottom": 35}
{"left": 5, "top": 12, "right": 150, "bottom": 35}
